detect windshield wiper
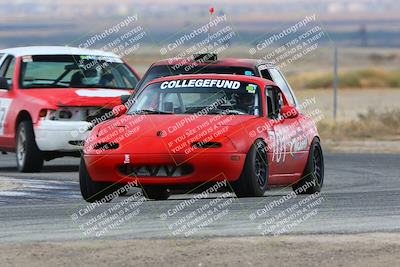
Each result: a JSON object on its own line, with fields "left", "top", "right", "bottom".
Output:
{"left": 134, "top": 109, "right": 173, "bottom": 115}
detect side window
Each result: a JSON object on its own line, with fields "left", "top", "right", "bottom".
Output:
{"left": 0, "top": 56, "right": 10, "bottom": 76}
{"left": 258, "top": 65, "right": 273, "bottom": 80}
{"left": 265, "top": 86, "right": 282, "bottom": 119}
{"left": 269, "top": 68, "right": 297, "bottom": 106}
{"left": 0, "top": 56, "right": 16, "bottom": 87}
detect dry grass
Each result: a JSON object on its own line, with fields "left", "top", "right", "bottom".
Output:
{"left": 318, "top": 109, "right": 400, "bottom": 140}
{"left": 295, "top": 89, "right": 400, "bottom": 141}
{"left": 296, "top": 88, "right": 400, "bottom": 121}
{"left": 288, "top": 69, "right": 400, "bottom": 90}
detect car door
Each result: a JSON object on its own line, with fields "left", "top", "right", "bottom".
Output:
{"left": 0, "top": 55, "right": 16, "bottom": 147}
{"left": 269, "top": 68, "right": 310, "bottom": 169}
{"left": 265, "top": 85, "right": 303, "bottom": 176}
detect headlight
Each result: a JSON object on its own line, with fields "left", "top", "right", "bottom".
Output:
{"left": 39, "top": 109, "right": 56, "bottom": 120}
{"left": 59, "top": 110, "right": 73, "bottom": 119}
{"left": 40, "top": 109, "right": 74, "bottom": 121}
{"left": 40, "top": 107, "right": 112, "bottom": 123}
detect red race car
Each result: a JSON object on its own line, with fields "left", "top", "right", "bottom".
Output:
{"left": 80, "top": 74, "right": 324, "bottom": 202}
{"left": 132, "top": 54, "right": 299, "bottom": 108}
{"left": 0, "top": 46, "right": 140, "bottom": 172}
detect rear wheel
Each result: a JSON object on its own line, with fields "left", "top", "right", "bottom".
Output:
{"left": 142, "top": 186, "right": 170, "bottom": 200}
{"left": 79, "top": 157, "right": 115, "bottom": 203}
{"left": 233, "top": 139, "right": 268, "bottom": 197}
{"left": 16, "top": 121, "right": 44, "bottom": 172}
{"left": 292, "top": 138, "right": 324, "bottom": 194}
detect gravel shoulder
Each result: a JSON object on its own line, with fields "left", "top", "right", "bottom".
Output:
{"left": 1, "top": 233, "right": 400, "bottom": 267}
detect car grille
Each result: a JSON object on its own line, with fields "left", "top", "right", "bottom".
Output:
{"left": 119, "top": 164, "right": 193, "bottom": 177}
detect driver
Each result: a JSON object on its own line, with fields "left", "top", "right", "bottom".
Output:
{"left": 235, "top": 93, "right": 255, "bottom": 114}
{"left": 81, "top": 68, "right": 101, "bottom": 86}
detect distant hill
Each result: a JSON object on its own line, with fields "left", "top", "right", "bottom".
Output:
{"left": 0, "top": 0, "right": 399, "bottom": 48}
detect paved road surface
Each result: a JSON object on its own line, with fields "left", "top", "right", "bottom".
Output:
{"left": 0, "top": 153, "right": 399, "bottom": 242}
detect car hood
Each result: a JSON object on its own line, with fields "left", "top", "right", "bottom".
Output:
{"left": 20, "top": 88, "right": 131, "bottom": 108}
{"left": 88, "top": 114, "right": 258, "bottom": 154}
{"left": 109, "top": 114, "right": 257, "bottom": 135}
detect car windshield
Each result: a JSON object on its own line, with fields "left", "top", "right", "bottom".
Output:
{"left": 127, "top": 78, "right": 261, "bottom": 116}
{"left": 138, "top": 65, "right": 256, "bottom": 90}
{"left": 20, "top": 55, "right": 138, "bottom": 89}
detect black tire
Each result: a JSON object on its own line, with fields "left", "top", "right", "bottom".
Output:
{"left": 16, "top": 121, "right": 44, "bottom": 172}
{"left": 119, "top": 190, "right": 128, "bottom": 196}
{"left": 79, "top": 157, "right": 115, "bottom": 203}
{"left": 292, "top": 138, "right": 324, "bottom": 194}
{"left": 142, "top": 186, "right": 170, "bottom": 200}
{"left": 233, "top": 139, "right": 269, "bottom": 197}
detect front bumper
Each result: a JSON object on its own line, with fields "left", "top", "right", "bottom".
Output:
{"left": 84, "top": 152, "right": 246, "bottom": 185}
{"left": 34, "top": 120, "right": 92, "bottom": 151}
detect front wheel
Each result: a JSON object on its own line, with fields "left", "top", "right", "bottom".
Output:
{"left": 233, "top": 139, "right": 269, "bottom": 197}
{"left": 79, "top": 158, "right": 115, "bottom": 203}
{"left": 16, "top": 121, "right": 43, "bottom": 172}
{"left": 292, "top": 138, "right": 324, "bottom": 194}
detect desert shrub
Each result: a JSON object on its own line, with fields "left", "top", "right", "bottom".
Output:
{"left": 388, "top": 75, "right": 400, "bottom": 88}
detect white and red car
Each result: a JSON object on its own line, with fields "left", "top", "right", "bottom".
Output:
{"left": 0, "top": 46, "right": 140, "bottom": 172}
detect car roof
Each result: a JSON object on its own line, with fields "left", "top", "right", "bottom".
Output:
{"left": 0, "top": 46, "right": 118, "bottom": 57}
{"left": 147, "top": 73, "right": 277, "bottom": 87}
{"left": 152, "top": 57, "right": 275, "bottom": 69}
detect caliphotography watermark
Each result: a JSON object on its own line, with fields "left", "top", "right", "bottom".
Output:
{"left": 71, "top": 181, "right": 146, "bottom": 238}
{"left": 249, "top": 14, "right": 327, "bottom": 70}
{"left": 160, "top": 96, "right": 235, "bottom": 155}
{"left": 158, "top": 179, "right": 235, "bottom": 237}
{"left": 76, "top": 14, "right": 147, "bottom": 58}
{"left": 249, "top": 182, "right": 325, "bottom": 236}
{"left": 159, "top": 14, "right": 237, "bottom": 73}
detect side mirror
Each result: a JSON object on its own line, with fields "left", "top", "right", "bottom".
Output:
{"left": 0, "top": 77, "right": 9, "bottom": 89}
{"left": 120, "top": 95, "right": 130, "bottom": 105}
{"left": 112, "top": 105, "right": 127, "bottom": 117}
{"left": 280, "top": 105, "right": 299, "bottom": 119}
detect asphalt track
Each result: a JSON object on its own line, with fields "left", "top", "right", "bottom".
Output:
{"left": 0, "top": 152, "right": 399, "bottom": 242}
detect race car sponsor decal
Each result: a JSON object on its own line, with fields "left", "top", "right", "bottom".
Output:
{"left": 244, "top": 70, "right": 255, "bottom": 76}
{"left": 75, "top": 89, "right": 130, "bottom": 97}
{"left": 79, "top": 55, "right": 123, "bottom": 63}
{"left": 124, "top": 154, "right": 130, "bottom": 164}
{"left": 270, "top": 131, "right": 286, "bottom": 163}
{"left": 0, "top": 98, "right": 12, "bottom": 136}
{"left": 160, "top": 79, "right": 241, "bottom": 90}
{"left": 246, "top": 84, "right": 257, "bottom": 93}
{"left": 288, "top": 127, "right": 308, "bottom": 160}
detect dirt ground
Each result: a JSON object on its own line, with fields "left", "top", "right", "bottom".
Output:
{"left": 296, "top": 88, "right": 400, "bottom": 122}
{"left": 1, "top": 233, "right": 400, "bottom": 267}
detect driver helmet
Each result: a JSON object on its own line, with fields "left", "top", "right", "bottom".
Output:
{"left": 81, "top": 68, "right": 101, "bottom": 85}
